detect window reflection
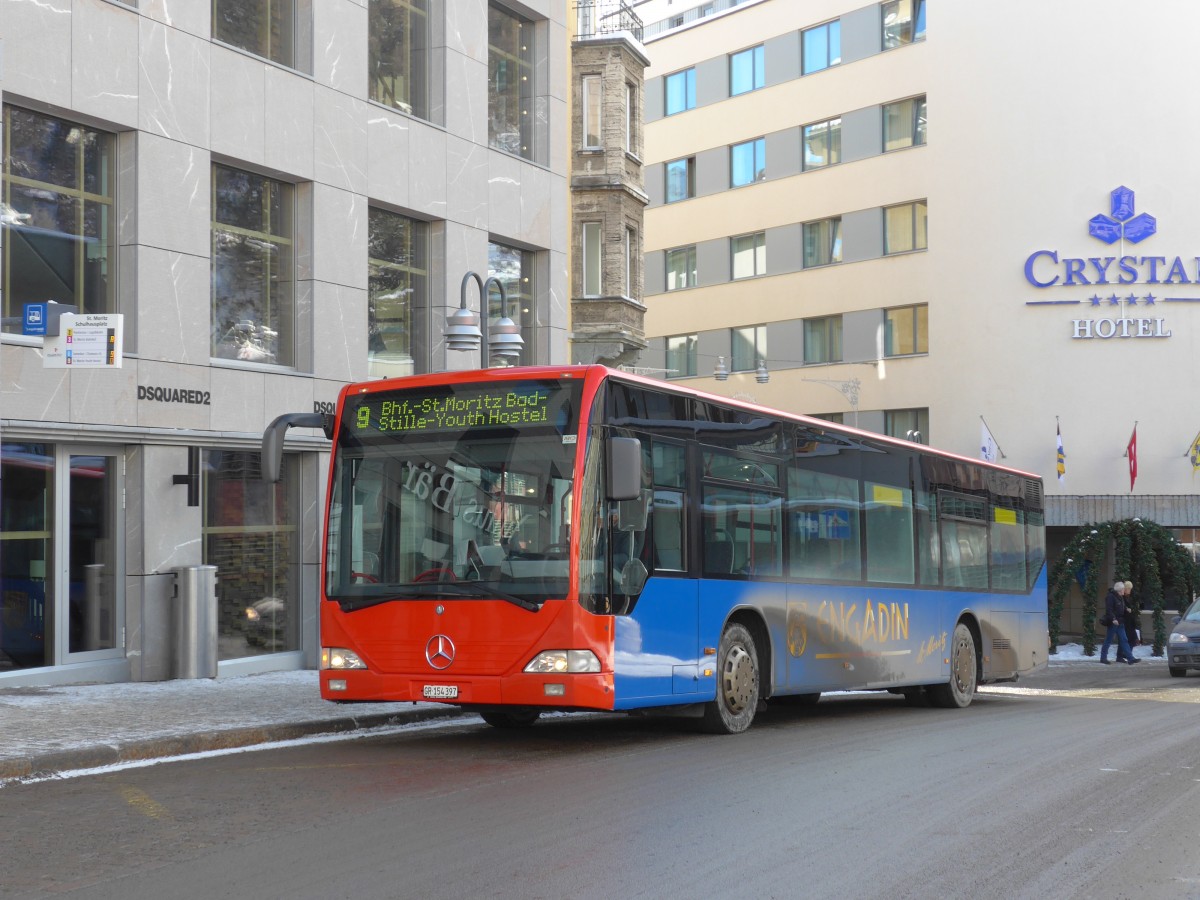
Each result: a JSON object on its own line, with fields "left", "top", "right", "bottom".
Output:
{"left": 213, "top": 0, "right": 296, "bottom": 68}
{"left": 2, "top": 106, "right": 115, "bottom": 336}
{"left": 204, "top": 451, "right": 299, "bottom": 659}
{"left": 488, "top": 241, "right": 535, "bottom": 365}
{"left": 488, "top": 3, "right": 535, "bottom": 159}
{"left": 211, "top": 164, "right": 295, "bottom": 366}
{"left": 369, "top": 209, "right": 429, "bottom": 378}
{"left": 369, "top": 0, "right": 430, "bottom": 119}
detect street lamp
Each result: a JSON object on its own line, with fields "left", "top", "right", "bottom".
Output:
{"left": 447, "top": 271, "right": 524, "bottom": 367}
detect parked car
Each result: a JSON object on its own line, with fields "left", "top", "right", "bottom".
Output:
{"left": 1167, "top": 599, "right": 1200, "bottom": 677}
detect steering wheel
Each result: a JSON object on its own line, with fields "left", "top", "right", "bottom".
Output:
{"left": 542, "top": 542, "right": 571, "bottom": 559}
{"left": 350, "top": 571, "right": 378, "bottom": 583}
{"left": 413, "top": 567, "right": 457, "bottom": 583}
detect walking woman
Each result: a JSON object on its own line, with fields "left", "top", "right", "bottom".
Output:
{"left": 1100, "top": 579, "right": 1139, "bottom": 665}
{"left": 1122, "top": 580, "right": 1141, "bottom": 649}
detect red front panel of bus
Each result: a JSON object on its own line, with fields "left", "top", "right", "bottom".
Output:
{"left": 320, "top": 597, "right": 616, "bottom": 710}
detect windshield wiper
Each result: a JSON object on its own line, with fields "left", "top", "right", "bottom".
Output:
{"left": 336, "top": 580, "right": 540, "bottom": 613}
{"left": 437, "top": 581, "right": 542, "bottom": 612}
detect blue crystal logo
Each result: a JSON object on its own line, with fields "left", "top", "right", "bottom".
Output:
{"left": 1088, "top": 186, "right": 1156, "bottom": 245}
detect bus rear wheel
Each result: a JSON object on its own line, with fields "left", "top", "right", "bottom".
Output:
{"left": 480, "top": 710, "right": 541, "bottom": 729}
{"left": 928, "top": 622, "right": 977, "bottom": 709}
{"left": 701, "top": 622, "right": 760, "bottom": 734}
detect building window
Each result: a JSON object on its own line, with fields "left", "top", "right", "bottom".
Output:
{"left": 582, "top": 222, "right": 602, "bottom": 297}
{"left": 803, "top": 117, "right": 842, "bottom": 169}
{"left": 488, "top": 241, "right": 535, "bottom": 365}
{"left": 731, "top": 324, "right": 767, "bottom": 372}
{"left": 368, "top": 208, "right": 429, "bottom": 378}
{"left": 582, "top": 74, "right": 602, "bottom": 149}
{"left": 204, "top": 450, "right": 300, "bottom": 659}
{"left": 213, "top": 0, "right": 297, "bottom": 68}
{"left": 884, "top": 304, "right": 928, "bottom": 356}
{"left": 810, "top": 412, "right": 844, "bottom": 424}
{"left": 886, "top": 408, "right": 929, "bottom": 443}
{"left": 731, "top": 232, "right": 766, "bottom": 279}
{"left": 666, "top": 245, "right": 697, "bottom": 290}
{"left": 665, "top": 67, "right": 696, "bottom": 116}
{"left": 211, "top": 164, "right": 294, "bottom": 366}
{"left": 368, "top": 0, "right": 430, "bottom": 119}
{"left": 804, "top": 316, "right": 843, "bottom": 364}
{"left": 884, "top": 96, "right": 927, "bottom": 151}
{"left": 803, "top": 217, "right": 842, "bottom": 268}
{"left": 625, "top": 225, "right": 637, "bottom": 298}
{"left": 730, "top": 138, "right": 765, "bottom": 187}
{"left": 665, "top": 157, "right": 695, "bottom": 203}
{"left": 625, "top": 82, "right": 636, "bottom": 153}
{"left": 729, "top": 45, "right": 765, "bottom": 96}
{"left": 666, "top": 334, "right": 697, "bottom": 378}
{"left": 2, "top": 105, "right": 116, "bottom": 336}
{"left": 488, "top": 3, "right": 535, "bottom": 159}
{"left": 882, "top": 0, "right": 926, "bottom": 49}
{"left": 802, "top": 20, "right": 841, "bottom": 75}
{"left": 884, "top": 201, "right": 928, "bottom": 254}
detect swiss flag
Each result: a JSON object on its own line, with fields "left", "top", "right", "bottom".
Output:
{"left": 1127, "top": 426, "right": 1138, "bottom": 492}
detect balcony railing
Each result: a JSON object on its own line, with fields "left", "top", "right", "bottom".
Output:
{"left": 575, "top": 0, "right": 644, "bottom": 42}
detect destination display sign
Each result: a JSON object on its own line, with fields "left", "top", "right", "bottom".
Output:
{"left": 345, "top": 381, "right": 580, "bottom": 438}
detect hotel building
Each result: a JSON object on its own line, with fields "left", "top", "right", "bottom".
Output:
{"left": 635, "top": 0, "right": 1200, "bottom": 627}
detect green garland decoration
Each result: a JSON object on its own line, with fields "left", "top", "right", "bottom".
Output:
{"left": 1048, "top": 518, "right": 1199, "bottom": 657}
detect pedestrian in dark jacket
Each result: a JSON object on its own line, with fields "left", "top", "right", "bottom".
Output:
{"left": 1100, "top": 579, "right": 1139, "bottom": 664}
{"left": 1123, "top": 580, "right": 1141, "bottom": 649}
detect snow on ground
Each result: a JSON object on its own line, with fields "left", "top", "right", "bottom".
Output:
{"left": 1049, "top": 641, "right": 1162, "bottom": 663}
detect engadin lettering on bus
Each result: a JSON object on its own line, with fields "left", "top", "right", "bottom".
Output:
{"left": 1023, "top": 186, "right": 1200, "bottom": 340}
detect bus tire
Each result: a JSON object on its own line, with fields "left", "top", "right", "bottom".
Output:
{"left": 481, "top": 710, "right": 541, "bottom": 729}
{"left": 701, "top": 622, "right": 760, "bottom": 734}
{"left": 927, "top": 622, "right": 977, "bottom": 709}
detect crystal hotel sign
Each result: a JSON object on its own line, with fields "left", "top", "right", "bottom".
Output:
{"left": 1022, "top": 186, "right": 1200, "bottom": 339}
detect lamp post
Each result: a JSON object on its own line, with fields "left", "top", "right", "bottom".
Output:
{"left": 446, "top": 271, "right": 524, "bottom": 367}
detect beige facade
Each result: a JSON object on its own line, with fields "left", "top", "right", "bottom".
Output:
{"left": 635, "top": 0, "right": 1200, "bottom": 563}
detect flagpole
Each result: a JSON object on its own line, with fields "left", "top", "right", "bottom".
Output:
{"left": 979, "top": 415, "right": 1006, "bottom": 458}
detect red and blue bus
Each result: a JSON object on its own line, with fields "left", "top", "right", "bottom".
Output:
{"left": 263, "top": 365, "right": 1047, "bottom": 734}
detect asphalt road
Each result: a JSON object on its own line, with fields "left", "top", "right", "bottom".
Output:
{"left": 3, "top": 663, "right": 1198, "bottom": 900}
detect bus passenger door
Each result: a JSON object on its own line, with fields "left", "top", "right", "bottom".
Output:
{"left": 611, "top": 487, "right": 701, "bottom": 706}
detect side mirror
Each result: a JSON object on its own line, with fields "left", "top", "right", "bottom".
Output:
{"left": 607, "top": 436, "right": 642, "bottom": 501}
{"left": 262, "top": 412, "right": 333, "bottom": 482}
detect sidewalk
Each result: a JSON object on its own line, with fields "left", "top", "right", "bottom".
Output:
{"left": 0, "top": 670, "right": 463, "bottom": 781}
{"left": 0, "top": 642, "right": 1165, "bottom": 783}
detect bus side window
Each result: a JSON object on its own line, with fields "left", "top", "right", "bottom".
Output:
{"left": 652, "top": 490, "right": 684, "bottom": 571}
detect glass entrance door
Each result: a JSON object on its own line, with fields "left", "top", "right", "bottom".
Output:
{"left": 66, "top": 451, "right": 121, "bottom": 658}
{"left": 0, "top": 443, "right": 123, "bottom": 672}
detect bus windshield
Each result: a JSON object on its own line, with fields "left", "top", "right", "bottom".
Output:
{"left": 326, "top": 379, "right": 583, "bottom": 607}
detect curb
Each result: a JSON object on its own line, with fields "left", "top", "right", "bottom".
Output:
{"left": 0, "top": 707, "right": 466, "bottom": 782}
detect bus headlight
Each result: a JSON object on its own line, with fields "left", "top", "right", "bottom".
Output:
{"left": 321, "top": 647, "right": 368, "bottom": 670}
{"left": 524, "top": 650, "right": 601, "bottom": 674}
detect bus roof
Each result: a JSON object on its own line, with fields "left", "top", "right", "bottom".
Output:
{"left": 347, "top": 364, "right": 1042, "bottom": 483}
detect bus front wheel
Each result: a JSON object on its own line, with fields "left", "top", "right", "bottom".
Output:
{"left": 701, "top": 622, "right": 760, "bottom": 734}
{"left": 928, "top": 622, "right": 978, "bottom": 709}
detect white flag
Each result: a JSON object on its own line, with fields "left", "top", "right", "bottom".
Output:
{"left": 980, "top": 421, "right": 998, "bottom": 463}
